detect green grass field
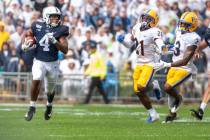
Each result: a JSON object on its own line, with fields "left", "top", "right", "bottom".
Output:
{"left": 0, "top": 103, "right": 210, "bottom": 140}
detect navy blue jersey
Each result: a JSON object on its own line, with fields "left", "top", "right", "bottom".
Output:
{"left": 31, "top": 21, "right": 69, "bottom": 62}
{"left": 204, "top": 28, "right": 210, "bottom": 47}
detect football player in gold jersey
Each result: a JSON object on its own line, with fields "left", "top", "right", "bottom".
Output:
{"left": 117, "top": 9, "right": 167, "bottom": 123}
{"left": 161, "top": 12, "right": 201, "bottom": 123}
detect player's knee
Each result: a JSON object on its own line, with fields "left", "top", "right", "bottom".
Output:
{"left": 164, "top": 84, "right": 172, "bottom": 93}
{"left": 138, "top": 85, "right": 145, "bottom": 93}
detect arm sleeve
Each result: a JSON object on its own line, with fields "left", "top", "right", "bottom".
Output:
{"left": 31, "top": 22, "right": 36, "bottom": 35}
{"left": 153, "top": 29, "right": 165, "bottom": 54}
{"left": 185, "top": 34, "right": 201, "bottom": 48}
{"left": 154, "top": 38, "right": 165, "bottom": 55}
{"left": 122, "top": 33, "right": 136, "bottom": 48}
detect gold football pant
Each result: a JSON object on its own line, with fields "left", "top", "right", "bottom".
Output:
{"left": 166, "top": 67, "right": 192, "bottom": 88}
{"left": 133, "top": 65, "right": 154, "bottom": 93}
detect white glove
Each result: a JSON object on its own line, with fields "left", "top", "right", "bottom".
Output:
{"left": 46, "top": 33, "right": 57, "bottom": 44}
{"left": 161, "top": 60, "right": 171, "bottom": 68}
{"left": 21, "top": 39, "right": 36, "bottom": 52}
{"left": 154, "top": 60, "right": 171, "bottom": 71}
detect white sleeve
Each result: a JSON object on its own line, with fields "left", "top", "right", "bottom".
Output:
{"left": 154, "top": 38, "right": 165, "bottom": 54}
{"left": 153, "top": 28, "right": 165, "bottom": 54}
{"left": 185, "top": 34, "right": 201, "bottom": 47}
{"left": 122, "top": 33, "right": 136, "bottom": 48}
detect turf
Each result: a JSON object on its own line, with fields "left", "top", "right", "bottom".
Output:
{"left": 0, "top": 103, "right": 210, "bottom": 140}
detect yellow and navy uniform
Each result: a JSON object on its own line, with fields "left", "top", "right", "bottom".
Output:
{"left": 132, "top": 23, "right": 164, "bottom": 92}
{"left": 166, "top": 29, "right": 201, "bottom": 87}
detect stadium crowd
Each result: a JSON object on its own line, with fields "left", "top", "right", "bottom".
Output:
{"left": 0, "top": 0, "right": 209, "bottom": 99}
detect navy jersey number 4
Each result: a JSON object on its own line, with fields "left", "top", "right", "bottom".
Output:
{"left": 31, "top": 21, "right": 69, "bottom": 62}
{"left": 39, "top": 34, "right": 51, "bottom": 51}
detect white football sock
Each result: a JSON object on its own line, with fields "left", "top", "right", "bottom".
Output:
{"left": 200, "top": 102, "right": 207, "bottom": 111}
{"left": 148, "top": 108, "right": 158, "bottom": 117}
{"left": 30, "top": 101, "right": 36, "bottom": 107}
{"left": 47, "top": 101, "right": 53, "bottom": 106}
{"left": 152, "top": 80, "right": 160, "bottom": 90}
{"left": 168, "top": 95, "right": 176, "bottom": 109}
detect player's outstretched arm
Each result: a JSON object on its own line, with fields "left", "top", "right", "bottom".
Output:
{"left": 198, "top": 40, "right": 208, "bottom": 51}
{"left": 117, "top": 33, "right": 136, "bottom": 48}
{"left": 195, "top": 40, "right": 208, "bottom": 59}
{"left": 171, "top": 45, "right": 197, "bottom": 67}
{"left": 54, "top": 36, "right": 68, "bottom": 54}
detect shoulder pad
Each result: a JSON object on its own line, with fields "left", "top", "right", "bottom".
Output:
{"left": 185, "top": 32, "right": 201, "bottom": 46}
{"left": 54, "top": 25, "right": 69, "bottom": 38}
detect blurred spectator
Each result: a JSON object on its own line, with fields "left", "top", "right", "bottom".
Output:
{"left": 103, "top": 61, "right": 118, "bottom": 99}
{"left": 65, "top": 5, "right": 80, "bottom": 25}
{"left": 0, "top": 42, "right": 11, "bottom": 72}
{"left": 0, "top": 21, "right": 10, "bottom": 51}
{"left": 4, "top": 16, "right": 15, "bottom": 34}
{"left": 80, "top": 28, "right": 97, "bottom": 64}
{"left": 6, "top": 0, "right": 22, "bottom": 21}
{"left": 16, "top": 44, "right": 34, "bottom": 72}
{"left": 170, "top": 2, "right": 182, "bottom": 18}
{"left": 10, "top": 25, "right": 24, "bottom": 48}
{"left": 201, "top": 0, "right": 210, "bottom": 19}
{"left": 157, "top": 1, "right": 178, "bottom": 27}
{"left": 32, "top": 0, "right": 47, "bottom": 13}
{"left": 83, "top": 42, "right": 109, "bottom": 104}
{"left": 7, "top": 47, "right": 18, "bottom": 72}
{"left": 59, "top": 50, "right": 81, "bottom": 99}
{"left": 22, "top": 3, "right": 34, "bottom": 29}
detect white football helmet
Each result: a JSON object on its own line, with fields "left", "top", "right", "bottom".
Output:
{"left": 43, "top": 6, "right": 61, "bottom": 27}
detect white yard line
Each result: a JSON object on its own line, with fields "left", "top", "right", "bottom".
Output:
{"left": 48, "top": 134, "right": 210, "bottom": 138}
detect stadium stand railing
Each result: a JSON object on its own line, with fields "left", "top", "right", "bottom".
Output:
{"left": 0, "top": 72, "right": 207, "bottom": 103}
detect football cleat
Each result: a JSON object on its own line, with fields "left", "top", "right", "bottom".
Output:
{"left": 147, "top": 114, "right": 160, "bottom": 123}
{"left": 24, "top": 106, "right": 36, "bottom": 121}
{"left": 44, "top": 105, "right": 52, "bottom": 120}
{"left": 163, "top": 112, "right": 177, "bottom": 123}
{"left": 190, "top": 108, "right": 204, "bottom": 120}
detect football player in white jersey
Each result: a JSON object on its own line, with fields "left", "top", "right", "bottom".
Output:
{"left": 190, "top": 24, "right": 210, "bottom": 120}
{"left": 117, "top": 9, "right": 167, "bottom": 123}
{"left": 161, "top": 12, "right": 201, "bottom": 123}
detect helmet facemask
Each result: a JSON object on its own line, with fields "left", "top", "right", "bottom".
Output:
{"left": 43, "top": 6, "right": 61, "bottom": 27}
{"left": 178, "top": 20, "right": 192, "bottom": 34}
{"left": 48, "top": 14, "right": 61, "bottom": 27}
{"left": 140, "top": 14, "right": 154, "bottom": 31}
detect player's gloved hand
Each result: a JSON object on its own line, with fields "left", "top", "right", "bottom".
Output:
{"left": 160, "top": 60, "right": 171, "bottom": 68}
{"left": 117, "top": 34, "right": 125, "bottom": 43}
{"left": 46, "top": 33, "right": 57, "bottom": 44}
{"left": 154, "top": 60, "right": 171, "bottom": 71}
{"left": 21, "top": 39, "right": 36, "bottom": 52}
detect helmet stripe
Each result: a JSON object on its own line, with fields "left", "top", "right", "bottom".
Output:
{"left": 146, "top": 10, "right": 151, "bottom": 14}
{"left": 181, "top": 12, "right": 189, "bottom": 20}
